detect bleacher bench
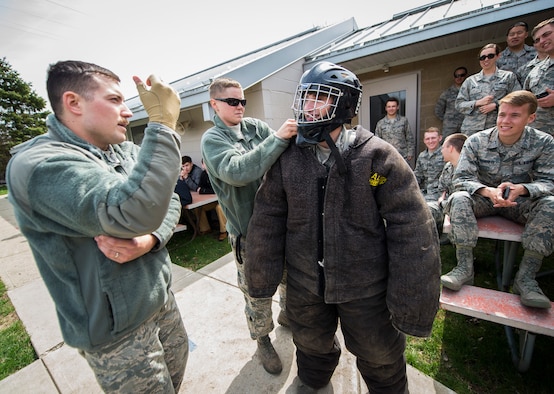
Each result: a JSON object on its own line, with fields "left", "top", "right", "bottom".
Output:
{"left": 440, "top": 215, "right": 553, "bottom": 372}
{"left": 440, "top": 285, "right": 554, "bottom": 337}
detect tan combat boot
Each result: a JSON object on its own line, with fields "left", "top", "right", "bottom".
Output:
{"left": 513, "top": 251, "right": 551, "bottom": 309}
{"left": 441, "top": 246, "right": 474, "bottom": 291}
{"left": 257, "top": 335, "right": 282, "bottom": 374}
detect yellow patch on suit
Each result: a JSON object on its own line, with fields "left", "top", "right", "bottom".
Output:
{"left": 369, "top": 172, "right": 387, "bottom": 186}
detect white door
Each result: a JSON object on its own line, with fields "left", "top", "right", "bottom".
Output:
{"left": 360, "top": 72, "right": 420, "bottom": 166}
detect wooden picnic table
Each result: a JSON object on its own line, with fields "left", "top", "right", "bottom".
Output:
{"left": 181, "top": 191, "right": 218, "bottom": 241}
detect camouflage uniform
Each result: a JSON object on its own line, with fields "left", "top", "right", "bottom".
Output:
{"left": 374, "top": 115, "right": 414, "bottom": 162}
{"left": 446, "top": 126, "right": 554, "bottom": 257}
{"left": 496, "top": 44, "right": 537, "bottom": 73}
{"left": 434, "top": 85, "right": 464, "bottom": 137}
{"left": 455, "top": 69, "right": 521, "bottom": 136}
{"left": 229, "top": 233, "right": 286, "bottom": 340}
{"left": 81, "top": 292, "right": 188, "bottom": 393}
{"left": 516, "top": 55, "right": 542, "bottom": 85}
{"left": 427, "top": 162, "right": 455, "bottom": 230}
{"left": 414, "top": 148, "right": 445, "bottom": 202}
{"left": 523, "top": 57, "right": 554, "bottom": 136}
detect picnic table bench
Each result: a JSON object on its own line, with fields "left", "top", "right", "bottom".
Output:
{"left": 441, "top": 215, "right": 554, "bottom": 372}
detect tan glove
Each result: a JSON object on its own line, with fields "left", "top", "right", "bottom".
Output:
{"left": 134, "top": 74, "right": 181, "bottom": 130}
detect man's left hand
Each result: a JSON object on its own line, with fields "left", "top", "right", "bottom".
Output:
{"left": 95, "top": 234, "right": 158, "bottom": 264}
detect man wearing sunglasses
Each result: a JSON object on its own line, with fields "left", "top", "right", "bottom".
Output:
{"left": 200, "top": 77, "right": 297, "bottom": 375}
{"left": 434, "top": 66, "right": 468, "bottom": 138}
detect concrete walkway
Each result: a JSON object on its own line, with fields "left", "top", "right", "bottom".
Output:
{"left": 0, "top": 195, "right": 455, "bottom": 393}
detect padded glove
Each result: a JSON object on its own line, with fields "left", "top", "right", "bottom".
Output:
{"left": 134, "top": 74, "right": 181, "bottom": 130}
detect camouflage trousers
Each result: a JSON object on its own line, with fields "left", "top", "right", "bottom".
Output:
{"left": 447, "top": 191, "right": 554, "bottom": 256}
{"left": 426, "top": 200, "right": 444, "bottom": 234}
{"left": 80, "top": 291, "right": 188, "bottom": 393}
{"left": 230, "top": 233, "right": 286, "bottom": 340}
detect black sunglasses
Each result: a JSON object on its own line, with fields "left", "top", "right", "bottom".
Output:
{"left": 454, "top": 73, "right": 467, "bottom": 78}
{"left": 215, "top": 98, "right": 247, "bottom": 107}
{"left": 479, "top": 53, "right": 496, "bottom": 61}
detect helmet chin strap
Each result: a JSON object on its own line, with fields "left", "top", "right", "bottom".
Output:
{"left": 323, "top": 132, "right": 347, "bottom": 175}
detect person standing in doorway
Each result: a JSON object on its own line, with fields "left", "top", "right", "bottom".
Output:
{"left": 375, "top": 97, "right": 414, "bottom": 165}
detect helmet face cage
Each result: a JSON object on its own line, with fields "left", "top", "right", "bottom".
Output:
{"left": 292, "top": 83, "right": 342, "bottom": 124}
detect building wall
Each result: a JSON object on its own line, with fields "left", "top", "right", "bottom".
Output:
{"left": 357, "top": 45, "right": 491, "bottom": 155}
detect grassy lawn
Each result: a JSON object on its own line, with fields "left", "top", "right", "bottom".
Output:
{"left": 167, "top": 228, "right": 231, "bottom": 271}
{"left": 2, "top": 220, "right": 553, "bottom": 392}
{"left": 0, "top": 185, "right": 7, "bottom": 196}
{"left": 0, "top": 280, "right": 37, "bottom": 380}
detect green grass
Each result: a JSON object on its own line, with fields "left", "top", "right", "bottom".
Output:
{"left": 167, "top": 228, "right": 231, "bottom": 271}
{"left": 0, "top": 185, "right": 7, "bottom": 196}
{"left": 0, "top": 279, "right": 37, "bottom": 380}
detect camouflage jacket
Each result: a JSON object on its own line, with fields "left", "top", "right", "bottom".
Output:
{"left": 496, "top": 44, "right": 537, "bottom": 73}
{"left": 414, "top": 148, "right": 445, "bottom": 201}
{"left": 523, "top": 57, "right": 554, "bottom": 136}
{"left": 455, "top": 69, "right": 521, "bottom": 136}
{"left": 374, "top": 114, "right": 414, "bottom": 160}
{"left": 434, "top": 85, "right": 464, "bottom": 137}
{"left": 453, "top": 126, "right": 554, "bottom": 197}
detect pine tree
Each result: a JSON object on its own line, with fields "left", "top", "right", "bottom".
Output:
{"left": 0, "top": 57, "right": 49, "bottom": 181}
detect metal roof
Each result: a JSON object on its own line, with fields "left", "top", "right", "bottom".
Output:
{"left": 306, "top": 0, "right": 553, "bottom": 74}
{"left": 127, "top": 18, "right": 358, "bottom": 123}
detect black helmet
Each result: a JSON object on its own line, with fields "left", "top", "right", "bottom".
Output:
{"left": 292, "top": 61, "right": 362, "bottom": 146}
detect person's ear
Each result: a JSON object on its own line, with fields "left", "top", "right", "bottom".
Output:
{"left": 210, "top": 98, "right": 218, "bottom": 111}
{"left": 62, "top": 91, "right": 83, "bottom": 115}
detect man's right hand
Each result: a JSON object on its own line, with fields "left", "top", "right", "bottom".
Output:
{"left": 133, "top": 74, "right": 181, "bottom": 130}
{"left": 275, "top": 119, "right": 298, "bottom": 139}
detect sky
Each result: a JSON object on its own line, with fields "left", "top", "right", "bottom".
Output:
{"left": 1, "top": 0, "right": 432, "bottom": 107}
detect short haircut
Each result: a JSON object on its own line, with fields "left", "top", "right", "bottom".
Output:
{"left": 531, "top": 18, "right": 554, "bottom": 39}
{"left": 499, "top": 90, "right": 538, "bottom": 115}
{"left": 506, "top": 21, "right": 529, "bottom": 35}
{"left": 209, "top": 77, "right": 242, "bottom": 98}
{"left": 181, "top": 155, "right": 192, "bottom": 165}
{"left": 425, "top": 127, "right": 441, "bottom": 135}
{"left": 386, "top": 97, "right": 399, "bottom": 106}
{"left": 46, "top": 60, "right": 120, "bottom": 117}
{"left": 444, "top": 133, "right": 467, "bottom": 153}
